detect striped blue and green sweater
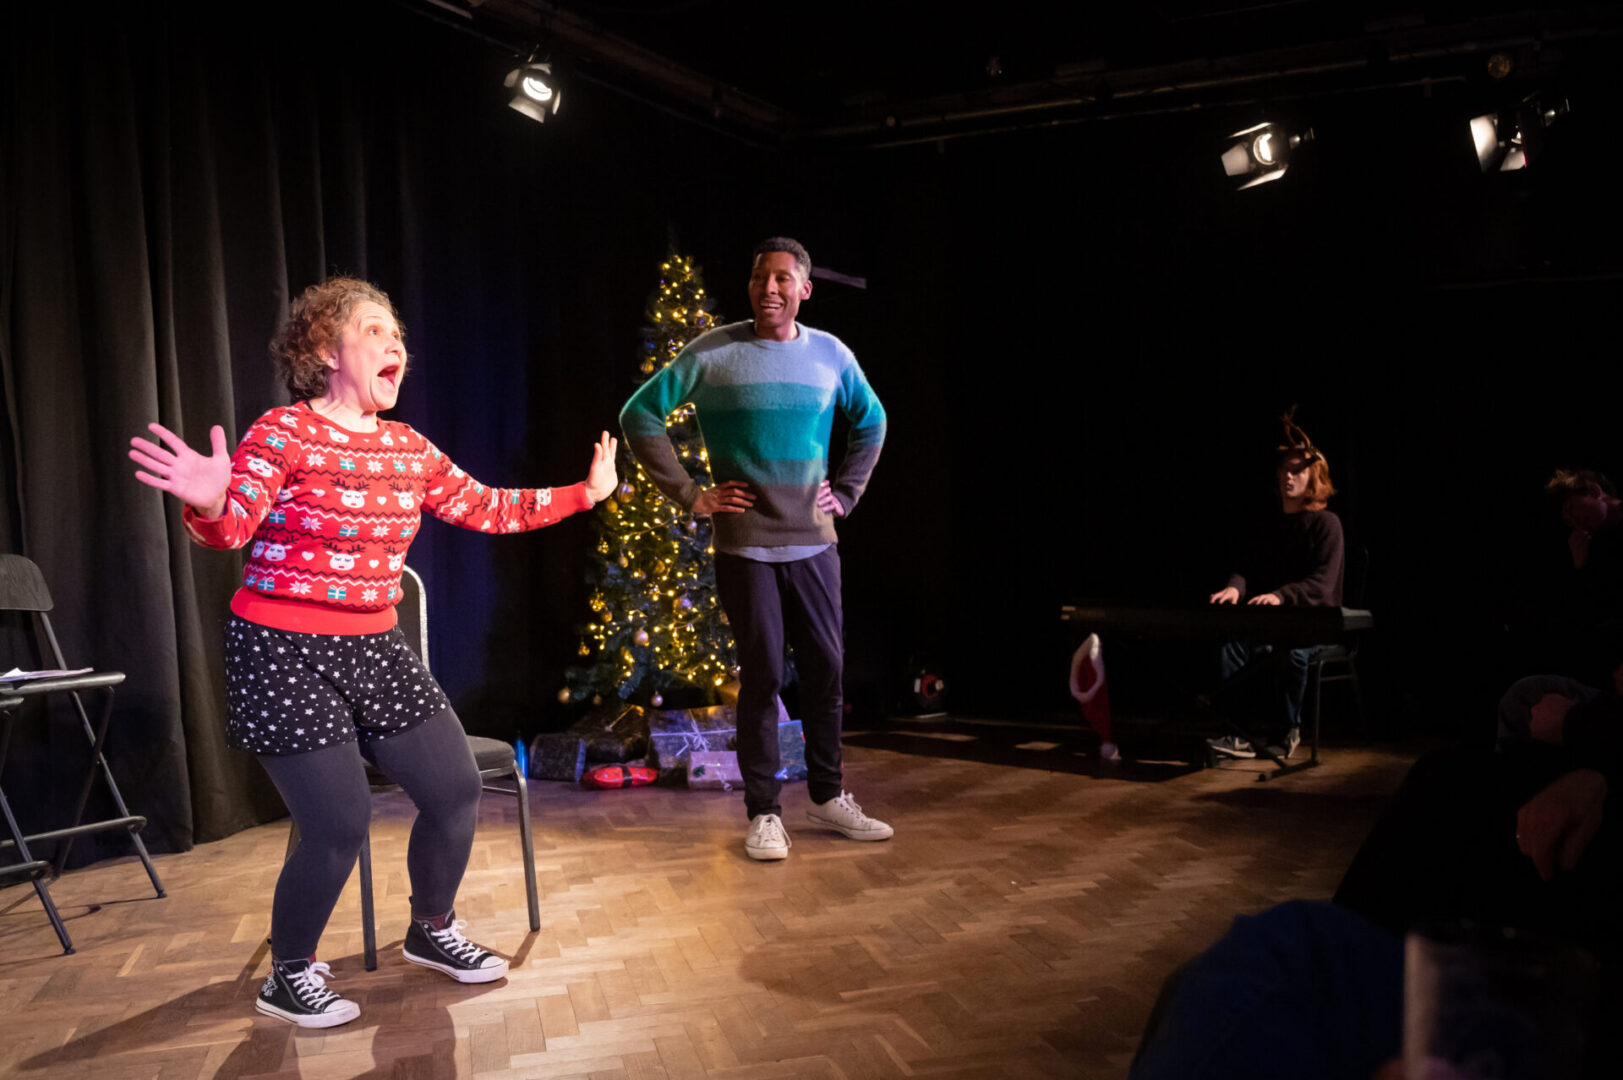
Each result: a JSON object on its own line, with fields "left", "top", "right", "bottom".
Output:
{"left": 620, "top": 320, "right": 886, "bottom": 550}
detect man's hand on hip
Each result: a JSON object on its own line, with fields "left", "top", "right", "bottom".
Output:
{"left": 817, "top": 480, "right": 845, "bottom": 517}
{"left": 691, "top": 481, "right": 755, "bottom": 516}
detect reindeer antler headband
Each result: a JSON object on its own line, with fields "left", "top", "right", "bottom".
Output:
{"left": 1278, "top": 404, "right": 1323, "bottom": 465}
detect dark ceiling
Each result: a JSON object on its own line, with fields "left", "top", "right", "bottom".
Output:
{"left": 410, "top": 1, "right": 1623, "bottom": 144}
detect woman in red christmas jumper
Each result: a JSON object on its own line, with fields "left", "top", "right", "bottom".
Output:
{"left": 129, "top": 278, "right": 617, "bottom": 1028}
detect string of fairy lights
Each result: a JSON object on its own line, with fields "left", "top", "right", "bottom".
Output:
{"left": 561, "top": 255, "right": 739, "bottom": 709}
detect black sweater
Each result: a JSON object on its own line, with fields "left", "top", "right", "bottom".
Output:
{"left": 1226, "top": 509, "right": 1345, "bottom": 607}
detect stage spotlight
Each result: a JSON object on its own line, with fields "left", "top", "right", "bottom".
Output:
{"left": 1470, "top": 95, "right": 1568, "bottom": 172}
{"left": 505, "top": 61, "right": 561, "bottom": 123}
{"left": 1220, "top": 122, "right": 1313, "bottom": 190}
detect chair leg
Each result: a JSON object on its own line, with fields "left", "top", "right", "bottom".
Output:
{"left": 59, "top": 688, "right": 166, "bottom": 898}
{"left": 512, "top": 764, "right": 540, "bottom": 932}
{"left": 1345, "top": 656, "right": 1368, "bottom": 738}
{"left": 1, "top": 783, "right": 74, "bottom": 954}
{"left": 360, "top": 833, "right": 377, "bottom": 972}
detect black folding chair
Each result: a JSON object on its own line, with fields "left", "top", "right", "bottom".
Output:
{"left": 283, "top": 566, "right": 538, "bottom": 970}
{"left": 0, "top": 554, "right": 166, "bottom": 954}
{"left": 1304, "top": 546, "right": 1371, "bottom": 745}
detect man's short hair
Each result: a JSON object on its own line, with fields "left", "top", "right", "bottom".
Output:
{"left": 752, "top": 237, "right": 812, "bottom": 279}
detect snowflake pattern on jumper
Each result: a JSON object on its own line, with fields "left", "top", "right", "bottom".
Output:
{"left": 222, "top": 616, "right": 449, "bottom": 754}
{"left": 182, "top": 402, "right": 585, "bottom": 621}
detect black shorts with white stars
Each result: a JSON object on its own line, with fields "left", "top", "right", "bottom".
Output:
{"left": 222, "top": 615, "right": 452, "bottom": 755}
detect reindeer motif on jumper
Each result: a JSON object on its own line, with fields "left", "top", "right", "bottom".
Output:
{"left": 380, "top": 542, "right": 407, "bottom": 574}
{"left": 251, "top": 541, "right": 287, "bottom": 562}
{"left": 325, "top": 426, "right": 350, "bottom": 444}
{"left": 387, "top": 478, "right": 416, "bottom": 511}
{"left": 375, "top": 542, "right": 408, "bottom": 577}
{"left": 326, "top": 544, "right": 363, "bottom": 573}
{"left": 379, "top": 430, "right": 395, "bottom": 447}
{"left": 333, "top": 476, "right": 369, "bottom": 511}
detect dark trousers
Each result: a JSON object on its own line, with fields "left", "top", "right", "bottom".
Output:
{"left": 258, "top": 707, "right": 481, "bottom": 961}
{"left": 1218, "top": 639, "right": 1311, "bottom": 743}
{"left": 715, "top": 547, "right": 844, "bottom": 819}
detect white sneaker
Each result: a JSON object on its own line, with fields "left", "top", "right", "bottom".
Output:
{"left": 807, "top": 791, "right": 893, "bottom": 841}
{"left": 745, "top": 813, "right": 791, "bottom": 860}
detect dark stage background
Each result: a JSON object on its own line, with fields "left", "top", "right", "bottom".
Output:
{"left": 4, "top": 2, "right": 1620, "bottom": 862}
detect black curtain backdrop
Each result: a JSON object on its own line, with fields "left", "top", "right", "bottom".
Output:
{"left": 0, "top": 2, "right": 824, "bottom": 859}
{"left": 6, "top": 3, "right": 1623, "bottom": 868}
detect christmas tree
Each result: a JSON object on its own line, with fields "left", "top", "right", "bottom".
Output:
{"left": 563, "top": 253, "right": 737, "bottom": 708}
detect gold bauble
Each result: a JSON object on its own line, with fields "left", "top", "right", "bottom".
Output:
{"left": 650, "top": 692, "right": 664, "bottom": 707}
{"left": 557, "top": 687, "right": 572, "bottom": 703}
{"left": 633, "top": 628, "right": 650, "bottom": 646}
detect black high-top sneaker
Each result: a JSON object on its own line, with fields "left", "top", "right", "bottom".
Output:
{"left": 402, "top": 910, "right": 508, "bottom": 983}
{"left": 255, "top": 958, "right": 361, "bottom": 1027}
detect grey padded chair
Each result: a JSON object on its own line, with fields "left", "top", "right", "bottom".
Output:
{"left": 283, "top": 565, "right": 539, "bottom": 971}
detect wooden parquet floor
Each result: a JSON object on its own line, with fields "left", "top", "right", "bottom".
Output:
{"left": 0, "top": 736, "right": 1419, "bottom": 1079}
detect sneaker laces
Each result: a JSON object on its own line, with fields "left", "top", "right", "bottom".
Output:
{"left": 288, "top": 961, "right": 343, "bottom": 1010}
{"left": 427, "top": 919, "right": 486, "bottom": 964}
{"left": 831, "top": 791, "right": 872, "bottom": 824}
{"left": 751, "top": 814, "right": 789, "bottom": 847}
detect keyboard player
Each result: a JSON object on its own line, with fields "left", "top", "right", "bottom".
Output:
{"left": 1206, "top": 409, "right": 1345, "bottom": 760}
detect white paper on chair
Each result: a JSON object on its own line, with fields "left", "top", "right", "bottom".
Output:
{"left": 1, "top": 666, "right": 94, "bottom": 682}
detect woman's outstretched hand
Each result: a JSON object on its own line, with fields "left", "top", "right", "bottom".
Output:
{"left": 130, "top": 422, "right": 231, "bottom": 519}
{"left": 584, "top": 431, "right": 619, "bottom": 503}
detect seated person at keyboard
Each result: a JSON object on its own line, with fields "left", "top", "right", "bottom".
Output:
{"left": 1206, "top": 409, "right": 1344, "bottom": 760}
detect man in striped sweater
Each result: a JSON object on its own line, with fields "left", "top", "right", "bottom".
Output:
{"left": 621, "top": 238, "right": 890, "bottom": 861}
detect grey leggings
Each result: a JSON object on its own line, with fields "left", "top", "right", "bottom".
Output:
{"left": 258, "top": 707, "right": 481, "bottom": 961}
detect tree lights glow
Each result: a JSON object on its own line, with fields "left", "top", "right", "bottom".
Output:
{"left": 563, "top": 253, "right": 737, "bottom": 707}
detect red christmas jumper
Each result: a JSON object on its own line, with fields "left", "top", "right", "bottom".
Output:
{"left": 183, "top": 401, "right": 591, "bottom": 635}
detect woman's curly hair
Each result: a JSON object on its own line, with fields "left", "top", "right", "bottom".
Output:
{"left": 270, "top": 277, "right": 403, "bottom": 400}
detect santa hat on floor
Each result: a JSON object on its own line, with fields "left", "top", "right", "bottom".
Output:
{"left": 1069, "top": 633, "right": 1119, "bottom": 761}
